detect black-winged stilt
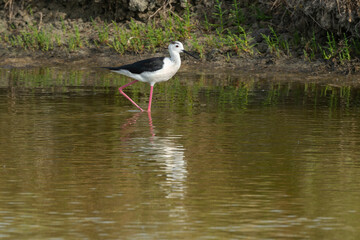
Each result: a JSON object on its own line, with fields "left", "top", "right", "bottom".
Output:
{"left": 103, "top": 41, "right": 197, "bottom": 112}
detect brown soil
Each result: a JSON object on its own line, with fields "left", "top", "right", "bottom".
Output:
{"left": 0, "top": 45, "right": 317, "bottom": 73}
{"left": 1, "top": 0, "right": 360, "bottom": 76}
{"left": 0, "top": 43, "right": 351, "bottom": 76}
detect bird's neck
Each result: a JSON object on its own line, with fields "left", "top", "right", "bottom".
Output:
{"left": 169, "top": 52, "right": 181, "bottom": 65}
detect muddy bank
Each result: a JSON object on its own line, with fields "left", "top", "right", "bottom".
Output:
{"left": 0, "top": 44, "right": 355, "bottom": 77}
{"left": 2, "top": 0, "right": 359, "bottom": 34}
{"left": 1, "top": 0, "right": 360, "bottom": 75}
{"left": 0, "top": 45, "right": 326, "bottom": 74}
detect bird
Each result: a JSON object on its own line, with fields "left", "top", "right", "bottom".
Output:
{"left": 102, "top": 41, "right": 197, "bottom": 112}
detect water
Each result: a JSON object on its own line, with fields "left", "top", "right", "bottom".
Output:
{"left": 1, "top": 67, "right": 360, "bottom": 239}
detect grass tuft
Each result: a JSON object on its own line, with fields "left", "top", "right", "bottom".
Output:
{"left": 0, "top": 0, "right": 358, "bottom": 66}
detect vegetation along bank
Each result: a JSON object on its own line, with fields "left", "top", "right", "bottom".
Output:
{"left": 1, "top": 0, "right": 360, "bottom": 74}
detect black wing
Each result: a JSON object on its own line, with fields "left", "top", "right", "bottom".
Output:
{"left": 103, "top": 57, "right": 165, "bottom": 74}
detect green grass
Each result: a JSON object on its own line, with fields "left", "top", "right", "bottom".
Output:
{"left": 213, "top": 0, "right": 226, "bottom": 34}
{"left": 6, "top": 24, "right": 53, "bottom": 51}
{"left": 230, "top": 0, "right": 245, "bottom": 30}
{"left": 321, "top": 32, "right": 336, "bottom": 60}
{"left": 339, "top": 34, "right": 351, "bottom": 63}
{"left": 303, "top": 31, "right": 318, "bottom": 61}
{"left": 190, "top": 35, "right": 204, "bottom": 59}
{"left": 261, "top": 27, "right": 280, "bottom": 56}
{"left": 226, "top": 29, "right": 254, "bottom": 55}
{"left": 261, "top": 26, "right": 291, "bottom": 57}
{"left": 250, "top": 4, "right": 271, "bottom": 21}
{"left": 302, "top": 31, "right": 352, "bottom": 63}
{"left": 68, "top": 25, "right": 82, "bottom": 51}
{"left": 94, "top": 20, "right": 110, "bottom": 45}
{"left": 0, "top": 0, "right": 357, "bottom": 65}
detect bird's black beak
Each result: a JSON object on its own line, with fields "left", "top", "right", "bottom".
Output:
{"left": 183, "top": 50, "right": 199, "bottom": 59}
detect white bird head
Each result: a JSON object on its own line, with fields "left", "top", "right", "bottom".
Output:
{"left": 169, "top": 41, "right": 184, "bottom": 53}
{"left": 169, "top": 41, "right": 198, "bottom": 59}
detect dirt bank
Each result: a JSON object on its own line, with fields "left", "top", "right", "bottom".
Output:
{"left": 1, "top": 0, "right": 360, "bottom": 75}
{"left": 0, "top": 45, "right": 327, "bottom": 75}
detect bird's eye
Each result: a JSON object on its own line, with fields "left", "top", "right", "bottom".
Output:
{"left": 175, "top": 45, "right": 179, "bottom": 48}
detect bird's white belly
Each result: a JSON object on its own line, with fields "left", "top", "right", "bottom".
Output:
{"left": 142, "top": 67, "right": 178, "bottom": 84}
{"left": 116, "top": 57, "right": 181, "bottom": 86}
{"left": 140, "top": 60, "right": 180, "bottom": 85}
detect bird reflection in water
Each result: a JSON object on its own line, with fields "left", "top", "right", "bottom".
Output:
{"left": 120, "top": 111, "right": 155, "bottom": 141}
{"left": 120, "top": 112, "right": 187, "bottom": 199}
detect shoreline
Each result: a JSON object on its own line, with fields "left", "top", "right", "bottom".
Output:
{"left": 0, "top": 47, "right": 347, "bottom": 75}
{"left": 1, "top": 1, "right": 360, "bottom": 77}
{"left": 2, "top": 48, "right": 360, "bottom": 88}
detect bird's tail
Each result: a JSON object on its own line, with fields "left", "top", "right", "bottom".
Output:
{"left": 99, "top": 66, "right": 122, "bottom": 71}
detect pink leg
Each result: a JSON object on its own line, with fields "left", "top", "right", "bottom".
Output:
{"left": 119, "top": 80, "right": 144, "bottom": 112}
{"left": 147, "top": 111, "right": 155, "bottom": 137}
{"left": 147, "top": 86, "right": 154, "bottom": 112}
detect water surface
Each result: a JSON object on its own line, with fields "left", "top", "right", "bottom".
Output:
{"left": 1, "top": 67, "right": 360, "bottom": 239}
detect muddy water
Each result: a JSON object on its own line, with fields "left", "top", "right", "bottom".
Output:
{"left": 1, "top": 67, "right": 360, "bottom": 239}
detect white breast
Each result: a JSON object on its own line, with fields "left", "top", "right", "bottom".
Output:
{"left": 141, "top": 58, "right": 181, "bottom": 86}
{"left": 114, "top": 56, "right": 181, "bottom": 86}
